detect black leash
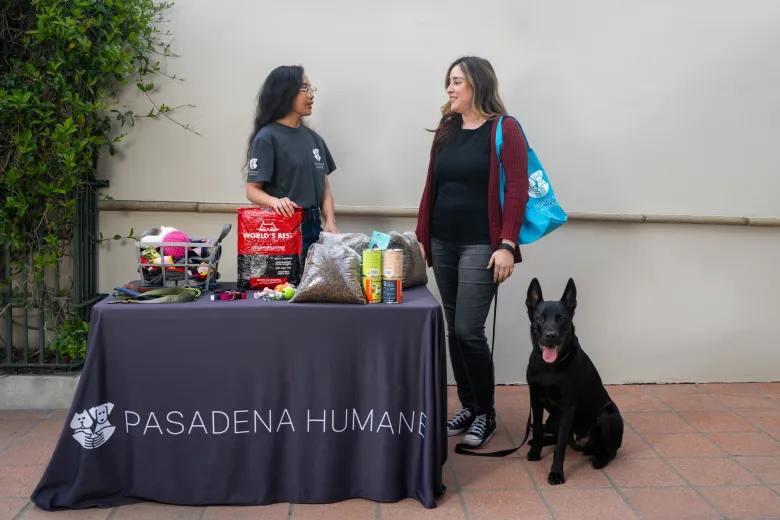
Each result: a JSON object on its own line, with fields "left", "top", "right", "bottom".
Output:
{"left": 454, "top": 289, "right": 533, "bottom": 457}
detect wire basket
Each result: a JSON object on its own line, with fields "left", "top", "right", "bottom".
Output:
{"left": 134, "top": 224, "right": 232, "bottom": 290}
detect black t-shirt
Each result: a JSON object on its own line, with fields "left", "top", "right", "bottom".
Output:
{"left": 430, "top": 122, "right": 492, "bottom": 244}
{"left": 246, "top": 122, "right": 337, "bottom": 209}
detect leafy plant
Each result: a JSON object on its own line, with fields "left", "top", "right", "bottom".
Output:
{"left": 49, "top": 318, "right": 89, "bottom": 361}
{"left": 0, "top": 0, "right": 196, "bottom": 365}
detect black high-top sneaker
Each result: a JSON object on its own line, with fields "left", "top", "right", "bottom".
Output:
{"left": 447, "top": 408, "right": 475, "bottom": 436}
{"left": 462, "top": 411, "right": 496, "bottom": 447}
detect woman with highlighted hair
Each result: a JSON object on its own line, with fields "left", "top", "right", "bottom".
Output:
{"left": 415, "top": 56, "right": 529, "bottom": 448}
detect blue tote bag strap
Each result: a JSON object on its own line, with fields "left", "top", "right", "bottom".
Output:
{"left": 496, "top": 115, "right": 525, "bottom": 208}
{"left": 494, "top": 115, "right": 568, "bottom": 245}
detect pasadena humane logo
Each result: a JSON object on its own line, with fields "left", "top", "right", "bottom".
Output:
{"left": 123, "top": 408, "right": 428, "bottom": 438}
{"left": 528, "top": 170, "right": 550, "bottom": 199}
{"left": 71, "top": 402, "right": 117, "bottom": 450}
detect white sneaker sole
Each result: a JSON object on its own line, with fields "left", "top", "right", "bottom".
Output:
{"left": 447, "top": 427, "right": 469, "bottom": 437}
{"left": 462, "top": 428, "right": 496, "bottom": 447}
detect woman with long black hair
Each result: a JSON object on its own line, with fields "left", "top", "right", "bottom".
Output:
{"left": 245, "top": 65, "right": 338, "bottom": 261}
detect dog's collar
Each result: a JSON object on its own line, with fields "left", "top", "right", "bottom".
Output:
{"left": 557, "top": 348, "right": 574, "bottom": 364}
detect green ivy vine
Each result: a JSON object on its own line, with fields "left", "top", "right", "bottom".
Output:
{"left": 1, "top": 0, "right": 196, "bottom": 365}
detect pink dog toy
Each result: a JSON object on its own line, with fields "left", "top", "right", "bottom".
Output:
{"left": 161, "top": 229, "right": 190, "bottom": 258}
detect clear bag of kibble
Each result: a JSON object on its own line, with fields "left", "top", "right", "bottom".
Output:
{"left": 290, "top": 243, "right": 367, "bottom": 304}
{"left": 386, "top": 231, "right": 428, "bottom": 289}
{"left": 318, "top": 232, "right": 371, "bottom": 257}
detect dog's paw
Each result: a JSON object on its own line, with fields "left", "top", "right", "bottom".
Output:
{"left": 547, "top": 471, "right": 565, "bottom": 485}
{"left": 526, "top": 448, "right": 542, "bottom": 461}
{"left": 591, "top": 454, "right": 615, "bottom": 470}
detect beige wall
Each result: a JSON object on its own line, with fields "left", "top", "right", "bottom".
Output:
{"left": 96, "top": 0, "right": 780, "bottom": 384}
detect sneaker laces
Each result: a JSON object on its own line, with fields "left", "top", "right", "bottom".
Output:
{"left": 448, "top": 408, "right": 472, "bottom": 426}
{"left": 467, "top": 414, "right": 488, "bottom": 437}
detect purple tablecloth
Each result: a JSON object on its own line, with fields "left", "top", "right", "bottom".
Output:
{"left": 31, "top": 284, "right": 447, "bottom": 510}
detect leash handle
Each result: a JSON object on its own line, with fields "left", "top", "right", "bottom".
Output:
{"left": 108, "top": 286, "right": 202, "bottom": 304}
{"left": 491, "top": 290, "right": 497, "bottom": 361}
{"left": 113, "top": 287, "right": 153, "bottom": 300}
{"left": 454, "top": 409, "right": 531, "bottom": 457}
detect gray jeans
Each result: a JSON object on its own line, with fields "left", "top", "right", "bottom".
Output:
{"left": 431, "top": 237, "right": 497, "bottom": 415}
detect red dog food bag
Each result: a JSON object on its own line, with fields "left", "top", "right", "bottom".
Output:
{"left": 236, "top": 207, "right": 303, "bottom": 290}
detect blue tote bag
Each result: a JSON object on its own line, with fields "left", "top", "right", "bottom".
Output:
{"left": 496, "top": 116, "right": 567, "bottom": 245}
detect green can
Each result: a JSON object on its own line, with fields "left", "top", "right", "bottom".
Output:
{"left": 362, "top": 249, "right": 382, "bottom": 278}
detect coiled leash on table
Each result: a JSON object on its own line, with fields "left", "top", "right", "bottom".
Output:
{"left": 454, "top": 289, "right": 533, "bottom": 457}
{"left": 108, "top": 286, "right": 202, "bottom": 304}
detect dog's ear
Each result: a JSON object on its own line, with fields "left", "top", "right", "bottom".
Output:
{"left": 526, "top": 278, "right": 543, "bottom": 314}
{"left": 104, "top": 402, "right": 114, "bottom": 415}
{"left": 561, "top": 278, "right": 577, "bottom": 314}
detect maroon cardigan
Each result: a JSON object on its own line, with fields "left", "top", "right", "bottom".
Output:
{"left": 415, "top": 117, "right": 530, "bottom": 267}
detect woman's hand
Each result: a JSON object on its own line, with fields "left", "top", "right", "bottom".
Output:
{"left": 487, "top": 244, "right": 515, "bottom": 284}
{"left": 323, "top": 220, "right": 339, "bottom": 233}
{"left": 418, "top": 243, "right": 426, "bottom": 264}
{"left": 271, "top": 197, "right": 298, "bottom": 217}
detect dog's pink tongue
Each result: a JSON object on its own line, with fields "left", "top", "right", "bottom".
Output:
{"left": 543, "top": 347, "right": 558, "bottom": 363}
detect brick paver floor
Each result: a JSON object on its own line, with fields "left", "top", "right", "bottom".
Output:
{"left": 2, "top": 383, "right": 780, "bottom": 519}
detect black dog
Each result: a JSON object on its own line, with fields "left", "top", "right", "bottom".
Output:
{"left": 525, "top": 277, "right": 623, "bottom": 485}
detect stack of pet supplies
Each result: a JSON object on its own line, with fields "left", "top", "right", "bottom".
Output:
{"left": 135, "top": 224, "right": 231, "bottom": 290}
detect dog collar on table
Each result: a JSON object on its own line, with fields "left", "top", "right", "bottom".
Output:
{"left": 210, "top": 290, "right": 247, "bottom": 301}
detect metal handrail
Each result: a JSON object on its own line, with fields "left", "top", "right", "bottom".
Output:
{"left": 96, "top": 200, "right": 780, "bottom": 227}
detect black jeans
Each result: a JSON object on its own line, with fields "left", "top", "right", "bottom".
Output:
{"left": 301, "top": 207, "right": 322, "bottom": 271}
{"left": 431, "top": 237, "right": 498, "bottom": 416}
